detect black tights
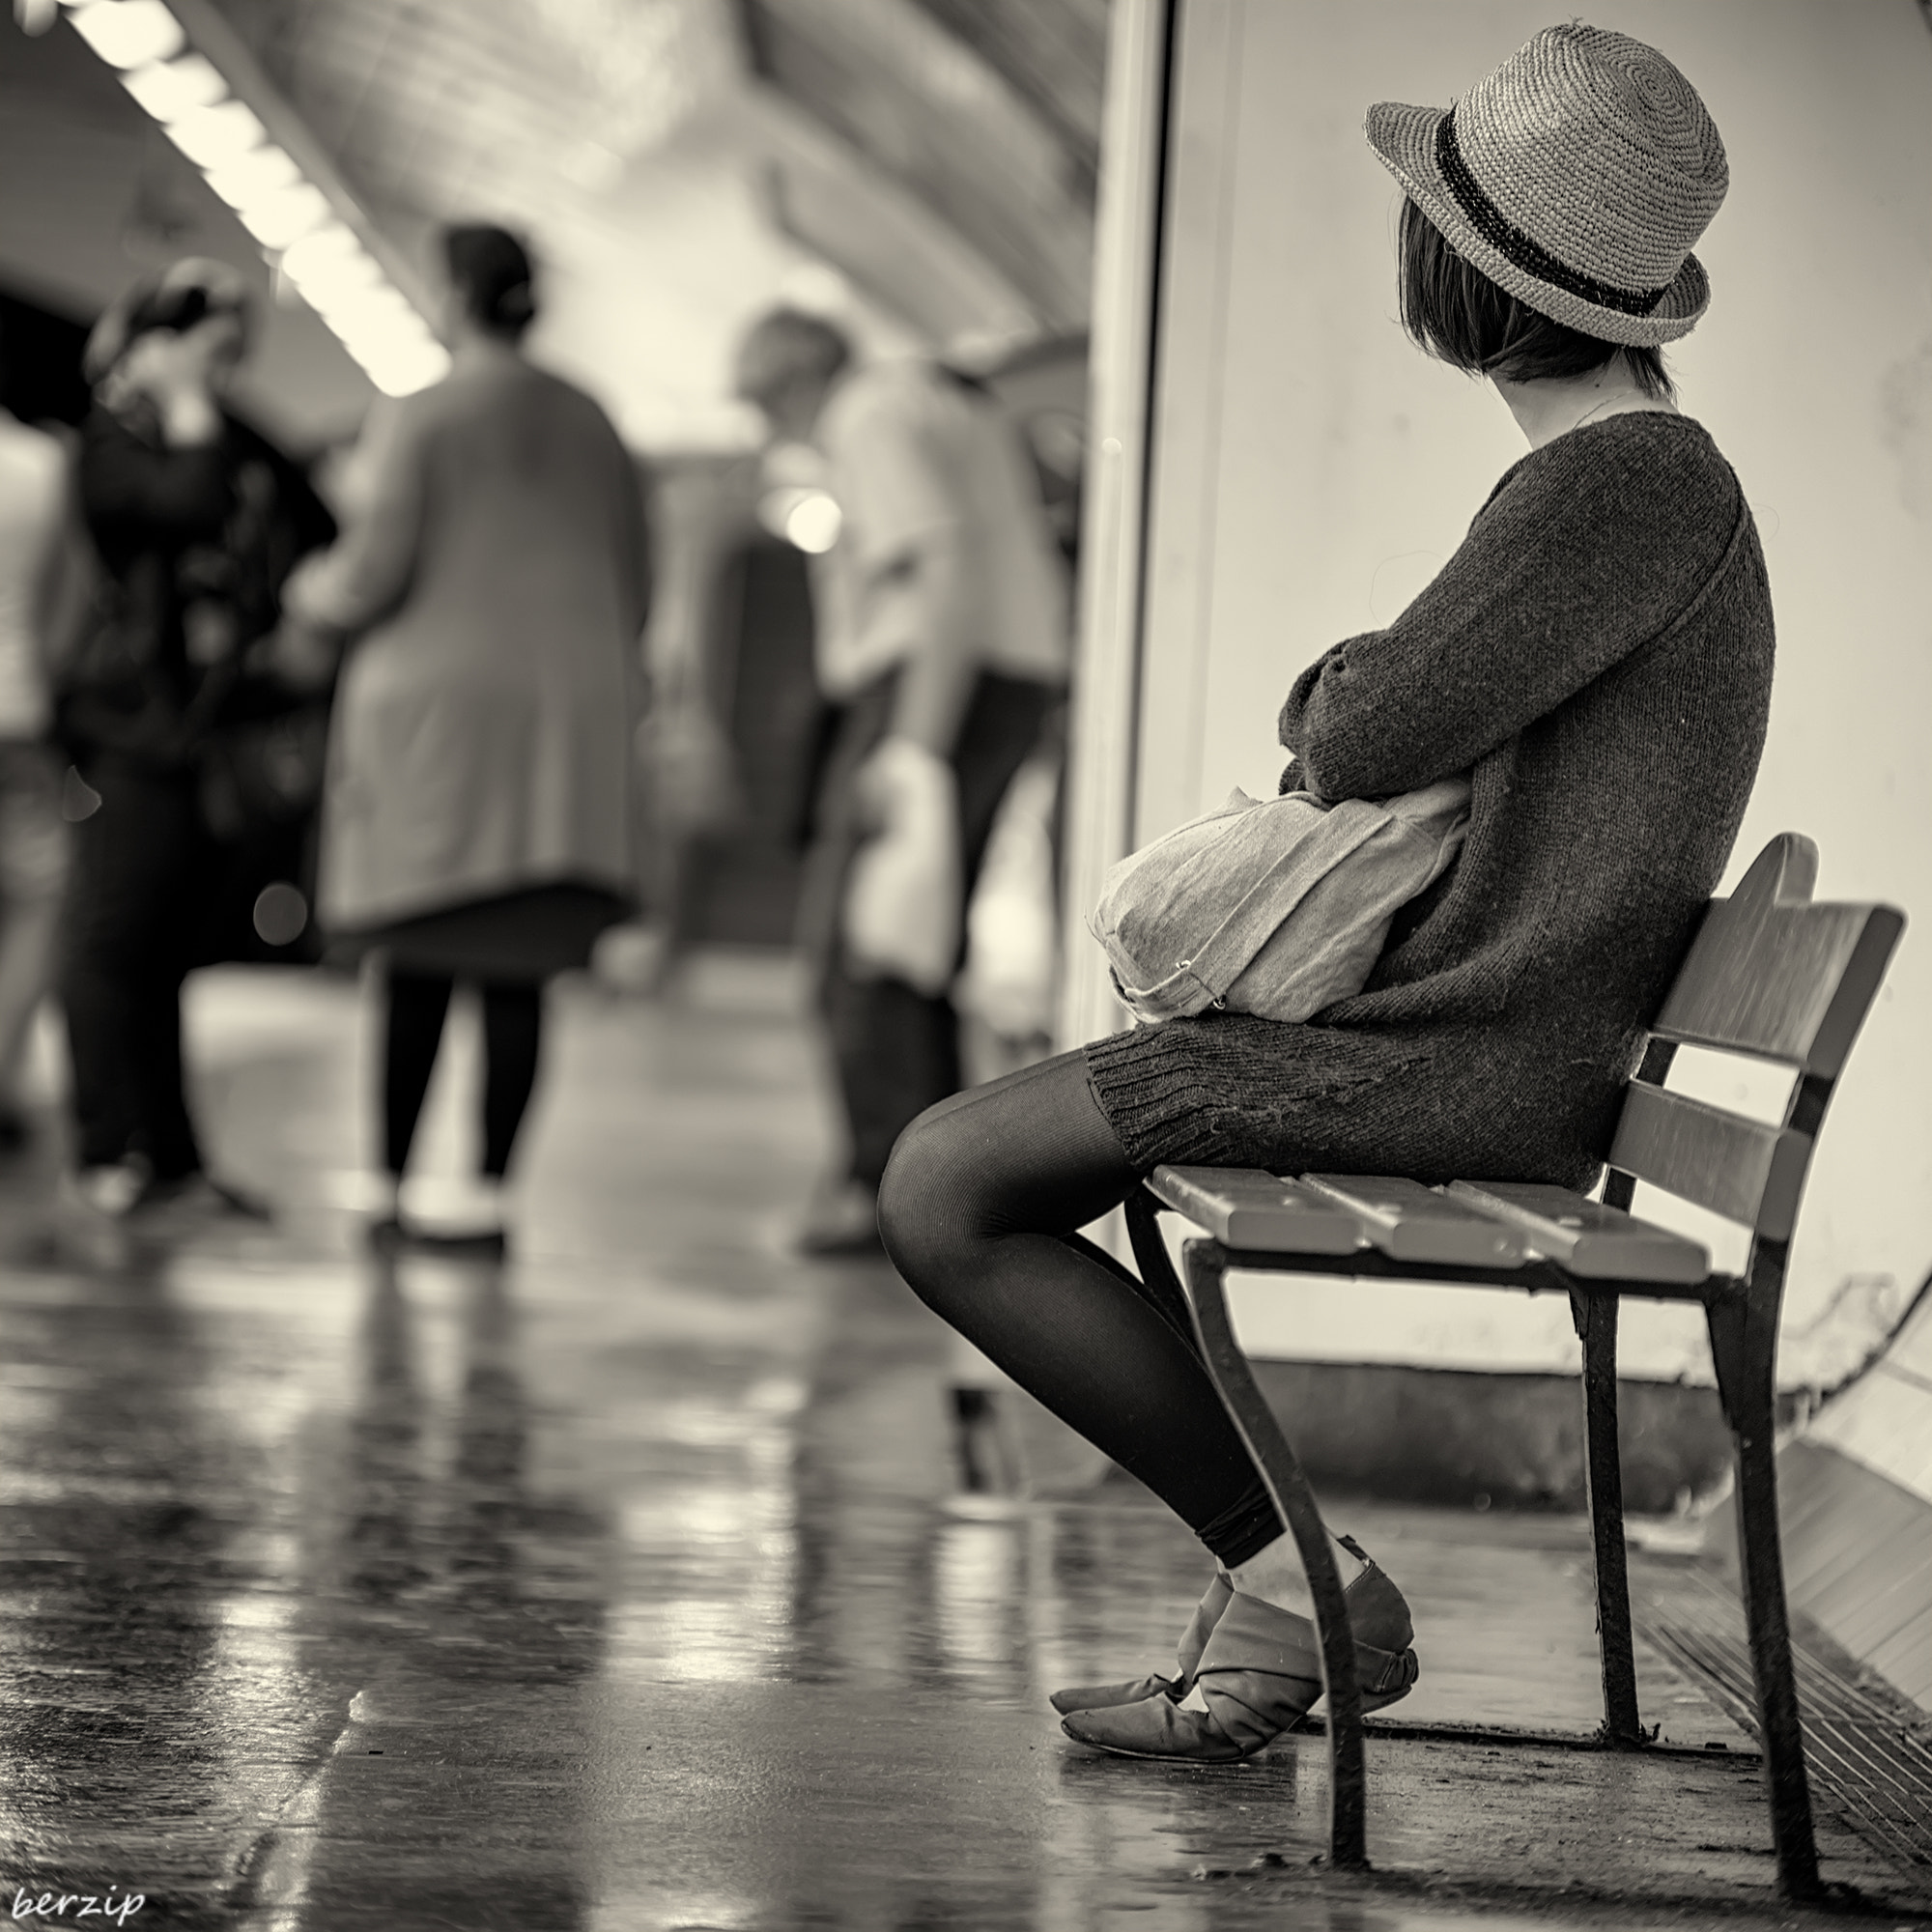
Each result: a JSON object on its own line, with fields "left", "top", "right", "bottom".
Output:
{"left": 877, "top": 1049, "right": 1284, "bottom": 1568}
{"left": 384, "top": 972, "right": 544, "bottom": 1179}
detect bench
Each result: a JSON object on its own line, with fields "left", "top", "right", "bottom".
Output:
{"left": 1125, "top": 834, "right": 1904, "bottom": 1898}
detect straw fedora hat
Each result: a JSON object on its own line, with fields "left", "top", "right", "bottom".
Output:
{"left": 1366, "top": 23, "right": 1728, "bottom": 347}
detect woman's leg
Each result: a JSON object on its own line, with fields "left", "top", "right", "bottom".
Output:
{"left": 877, "top": 1049, "right": 1282, "bottom": 1567}
{"left": 479, "top": 980, "right": 543, "bottom": 1179}
{"left": 881, "top": 1050, "right": 1419, "bottom": 1759}
{"left": 384, "top": 970, "right": 453, "bottom": 1179}
{"left": 61, "top": 766, "right": 199, "bottom": 1179}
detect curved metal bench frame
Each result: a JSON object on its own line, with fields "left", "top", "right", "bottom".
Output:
{"left": 1125, "top": 835, "right": 1904, "bottom": 1898}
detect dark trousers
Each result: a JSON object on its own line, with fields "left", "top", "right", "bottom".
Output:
{"left": 805, "top": 671, "right": 1060, "bottom": 1189}
{"left": 383, "top": 971, "right": 544, "bottom": 1179}
{"left": 62, "top": 762, "right": 214, "bottom": 1179}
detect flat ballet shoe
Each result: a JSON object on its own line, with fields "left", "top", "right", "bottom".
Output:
{"left": 1049, "top": 1570, "right": 1234, "bottom": 1716}
{"left": 1049, "top": 1533, "right": 1409, "bottom": 1718}
{"left": 1059, "top": 1581, "right": 1418, "bottom": 1763}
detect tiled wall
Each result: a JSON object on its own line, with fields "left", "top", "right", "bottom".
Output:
{"left": 1772, "top": 1292, "right": 1932, "bottom": 1710}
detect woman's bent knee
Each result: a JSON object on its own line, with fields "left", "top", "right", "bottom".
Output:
{"left": 880, "top": 1052, "right": 1137, "bottom": 1300}
{"left": 876, "top": 1100, "right": 967, "bottom": 1295}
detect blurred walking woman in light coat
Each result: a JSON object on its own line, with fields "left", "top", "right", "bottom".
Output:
{"left": 286, "top": 226, "right": 647, "bottom": 1253}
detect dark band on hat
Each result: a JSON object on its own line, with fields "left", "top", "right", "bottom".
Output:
{"left": 1435, "top": 110, "right": 1670, "bottom": 318}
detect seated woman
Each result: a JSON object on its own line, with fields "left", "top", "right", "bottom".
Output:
{"left": 878, "top": 24, "right": 1770, "bottom": 1762}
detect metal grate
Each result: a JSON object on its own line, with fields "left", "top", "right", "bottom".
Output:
{"left": 1645, "top": 1614, "right": 1932, "bottom": 1880}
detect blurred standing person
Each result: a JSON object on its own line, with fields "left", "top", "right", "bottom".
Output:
{"left": 0, "top": 355, "right": 86, "bottom": 1152}
{"left": 59, "top": 261, "right": 332, "bottom": 1219}
{"left": 734, "top": 313, "right": 1070, "bottom": 1254}
{"left": 284, "top": 226, "right": 646, "bottom": 1256}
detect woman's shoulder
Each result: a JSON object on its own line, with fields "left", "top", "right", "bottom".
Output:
{"left": 396, "top": 358, "right": 581, "bottom": 425}
{"left": 1510, "top": 412, "right": 1737, "bottom": 502}
{"left": 487, "top": 362, "right": 625, "bottom": 446}
{"left": 1483, "top": 412, "right": 1744, "bottom": 557}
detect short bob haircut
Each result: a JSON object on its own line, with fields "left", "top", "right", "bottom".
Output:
{"left": 1398, "top": 198, "right": 1673, "bottom": 402}
{"left": 444, "top": 224, "right": 537, "bottom": 341}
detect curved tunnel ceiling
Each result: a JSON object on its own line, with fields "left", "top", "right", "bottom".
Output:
{"left": 738, "top": 0, "right": 1103, "bottom": 333}
{"left": 5, "top": 0, "right": 1106, "bottom": 445}
{"left": 204, "top": 0, "right": 1104, "bottom": 342}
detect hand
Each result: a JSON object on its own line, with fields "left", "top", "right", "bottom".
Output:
{"left": 256, "top": 616, "right": 341, "bottom": 693}
{"left": 277, "top": 553, "right": 345, "bottom": 637}
{"left": 114, "top": 316, "right": 242, "bottom": 444}
{"left": 280, "top": 551, "right": 323, "bottom": 611}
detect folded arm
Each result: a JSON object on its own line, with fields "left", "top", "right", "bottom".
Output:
{"left": 1281, "top": 437, "right": 1739, "bottom": 799}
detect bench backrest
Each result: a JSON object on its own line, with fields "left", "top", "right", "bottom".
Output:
{"left": 1605, "top": 835, "right": 1904, "bottom": 1242}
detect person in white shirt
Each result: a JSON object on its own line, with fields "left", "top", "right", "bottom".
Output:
{"left": 0, "top": 388, "right": 81, "bottom": 1151}
{"left": 734, "top": 310, "right": 1070, "bottom": 1253}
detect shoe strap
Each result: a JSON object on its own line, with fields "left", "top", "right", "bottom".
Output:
{"left": 1199, "top": 1591, "right": 1415, "bottom": 1695}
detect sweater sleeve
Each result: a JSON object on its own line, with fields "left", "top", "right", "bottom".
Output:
{"left": 1279, "top": 420, "right": 1740, "bottom": 800}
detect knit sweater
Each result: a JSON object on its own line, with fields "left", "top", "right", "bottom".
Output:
{"left": 1086, "top": 412, "right": 1774, "bottom": 1189}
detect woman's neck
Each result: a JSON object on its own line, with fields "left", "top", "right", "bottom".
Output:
{"left": 1492, "top": 365, "right": 1679, "bottom": 451}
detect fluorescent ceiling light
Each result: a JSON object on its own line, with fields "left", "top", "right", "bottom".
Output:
{"left": 279, "top": 222, "right": 365, "bottom": 280}
{"left": 301, "top": 266, "right": 389, "bottom": 317}
{"left": 163, "top": 97, "right": 267, "bottom": 169}
{"left": 317, "top": 291, "right": 414, "bottom": 339}
{"left": 202, "top": 143, "right": 300, "bottom": 210}
{"left": 118, "top": 50, "right": 223, "bottom": 121}
{"left": 234, "top": 183, "right": 329, "bottom": 250}
{"left": 355, "top": 327, "right": 440, "bottom": 364}
{"left": 66, "top": 0, "right": 184, "bottom": 69}
{"left": 365, "top": 343, "right": 451, "bottom": 399}
{"left": 339, "top": 302, "right": 436, "bottom": 344}
{"left": 66, "top": 0, "right": 448, "bottom": 396}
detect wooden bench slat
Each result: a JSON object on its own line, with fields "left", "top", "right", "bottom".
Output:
{"left": 1607, "top": 1082, "right": 1811, "bottom": 1240}
{"left": 1301, "top": 1176, "right": 1529, "bottom": 1267}
{"left": 1149, "top": 1166, "right": 1365, "bottom": 1254}
{"left": 1445, "top": 1180, "right": 1711, "bottom": 1284}
{"left": 1650, "top": 837, "right": 1906, "bottom": 1077}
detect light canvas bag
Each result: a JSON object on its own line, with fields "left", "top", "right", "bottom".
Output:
{"left": 843, "top": 738, "right": 962, "bottom": 996}
{"left": 1089, "top": 777, "right": 1471, "bottom": 1024}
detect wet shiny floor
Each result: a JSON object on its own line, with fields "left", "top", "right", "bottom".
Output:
{"left": 0, "top": 960, "right": 1919, "bottom": 1929}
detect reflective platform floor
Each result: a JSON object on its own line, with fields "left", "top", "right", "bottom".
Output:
{"left": 0, "top": 959, "right": 1926, "bottom": 1930}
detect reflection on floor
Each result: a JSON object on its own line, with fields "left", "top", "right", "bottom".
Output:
{"left": 0, "top": 958, "right": 1924, "bottom": 1930}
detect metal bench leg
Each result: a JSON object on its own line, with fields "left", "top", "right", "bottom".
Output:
{"left": 1179, "top": 1236, "right": 1369, "bottom": 1871}
{"left": 1707, "top": 1293, "right": 1822, "bottom": 1900}
{"left": 1570, "top": 1291, "right": 1644, "bottom": 1747}
{"left": 1123, "top": 1188, "right": 1202, "bottom": 1351}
